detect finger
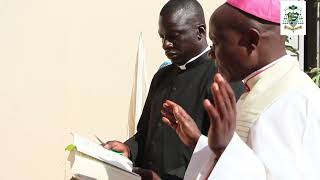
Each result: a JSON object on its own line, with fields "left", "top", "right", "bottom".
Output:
{"left": 105, "top": 141, "right": 124, "bottom": 151}
{"left": 203, "top": 99, "right": 221, "bottom": 124}
{"left": 165, "top": 99, "right": 179, "bottom": 106}
{"left": 165, "top": 100, "right": 182, "bottom": 111}
{"left": 166, "top": 100, "right": 199, "bottom": 133}
{"left": 161, "top": 109, "right": 175, "bottom": 121}
{"left": 104, "top": 141, "right": 130, "bottom": 157}
{"left": 162, "top": 101, "right": 177, "bottom": 118}
{"left": 105, "top": 140, "right": 119, "bottom": 145}
{"left": 173, "top": 105, "right": 193, "bottom": 125}
{"left": 163, "top": 102, "right": 173, "bottom": 113}
{"left": 211, "top": 82, "right": 228, "bottom": 116}
{"left": 216, "top": 73, "right": 236, "bottom": 108}
{"left": 166, "top": 100, "right": 189, "bottom": 124}
{"left": 172, "top": 106, "right": 185, "bottom": 124}
{"left": 162, "top": 117, "right": 177, "bottom": 129}
{"left": 161, "top": 109, "right": 177, "bottom": 125}
{"left": 215, "top": 74, "right": 232, "bottom": 112}
{"left": 104, "top": 140, "right": 117, "bottom": 149}
{"left": 103, "top": 143, "right": 110, "bottom": 149}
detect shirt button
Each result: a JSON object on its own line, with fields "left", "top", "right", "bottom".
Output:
{"left": 157, "top": 122, "right": 162, "bottom": 127}
{"left": 172, "top": 87, "right": 177, "bottom": 91}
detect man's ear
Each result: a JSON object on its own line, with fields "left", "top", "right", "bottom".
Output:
{"left": 246, "top": 28, "right": 260, "bottom": 54}
{"left": 197, "top": 24, "right": 206, "bottom": 40}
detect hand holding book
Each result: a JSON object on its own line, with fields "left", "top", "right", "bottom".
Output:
{"left": 103, "top": 140, "right": 130, "bottom": 158}
{"left": 94, "top": 135, "right": 130, "bottom": 157}
{"left": 65, "top": 133, "right": 140, "bottom": 180}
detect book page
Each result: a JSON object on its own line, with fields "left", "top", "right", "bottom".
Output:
{"left": 72, "top": 133, "right": 133, "bottom": 172}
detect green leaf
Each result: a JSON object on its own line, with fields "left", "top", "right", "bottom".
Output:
{"left": 310, "top": 67, "right": 320, "bottom": 74}
{"left": 285, "top": 45, "right": 299, "bottom": 56}
{"left": 65, "top": 144, "right": 77, "bottom": 151}
{"left": 311, "top": 74, "right": 320, "bottom": 87}
{"left": 285, "top": 35, "right": 289, "bottom": 43}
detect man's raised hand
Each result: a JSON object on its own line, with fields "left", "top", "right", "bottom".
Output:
{"left": 161, "top": 100, "right": 201, "bottom": 149}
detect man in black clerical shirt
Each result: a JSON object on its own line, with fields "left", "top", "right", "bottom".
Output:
{"left": 104, "top": 0, "right": 243, "bottom": 179}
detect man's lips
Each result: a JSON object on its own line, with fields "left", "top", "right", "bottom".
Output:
{"left": 165, "top": 51, "right": 177, "bottom": 58}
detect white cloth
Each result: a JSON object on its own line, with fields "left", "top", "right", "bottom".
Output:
{"left": 177, "top": 46, "right": 210, "bottom": 70}
{"left": 236, "top": 55, "right": 313, "bottom": 142}
{"left": 128, "top": 33, "right": 149, "bottom": 136}
{"left": 184, "top": 55, "right": 320, "bottom": 180}
{"left": 185, "top": 135, "right": 265, "bottom": 180}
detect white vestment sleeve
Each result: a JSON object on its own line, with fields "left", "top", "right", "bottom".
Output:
{"left": 247, "top": 88, "right": 320, "bottom": 180}
{"left": 184, "top": 134, "right": 266, "bottom": 180}
{"left": 208, "top": 133, "right": 266, "bottom": 180}
{"left": 184, "top": 135, "right": 214, "bottom": 180}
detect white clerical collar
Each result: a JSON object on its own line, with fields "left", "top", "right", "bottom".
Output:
{"left": 177, "top": 46, "right": 210, "bottom": 70}
{"left": 242, "top": 54, "right": 290, "bottom": 91}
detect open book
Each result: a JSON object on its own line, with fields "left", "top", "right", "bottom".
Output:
{"left": 65, "top": 133, "right": 140, "bottom": 180}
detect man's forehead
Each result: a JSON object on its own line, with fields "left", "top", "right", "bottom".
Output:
{"left": 161, "top": 10, "right": 196, "bottom": 24}
{"left": 209, "top": 5, "right": 237, "bottom": 35}
{"left": 159, "top": 15, "right": 192, "bottom": 31}
{"left": 210, "top": 6, "right": 228, "bottom": 27}
{"left": 209, "top": 15, "right": 221, "bottom": 35}
{"left": 209, "top": 20, "right": 229, "bottom": 41}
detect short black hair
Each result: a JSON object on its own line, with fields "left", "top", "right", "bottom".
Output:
{"left": 160, "top": 0, "right": 205, "bottom": 24}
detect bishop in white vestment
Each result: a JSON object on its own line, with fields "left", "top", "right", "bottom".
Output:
{"left": 184, "top": 55, "right": 320, "bottom": 180}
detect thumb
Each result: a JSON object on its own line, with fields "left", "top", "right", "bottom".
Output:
{"left": 103, "top": 143, "right": 111, "bottom": 149}
{"left": 104, "top": 141, "right": 119, "bottom": 150}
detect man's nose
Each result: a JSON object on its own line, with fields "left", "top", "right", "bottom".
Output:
{"left": 162, "top": 39, "right": 173, "bottom": 50}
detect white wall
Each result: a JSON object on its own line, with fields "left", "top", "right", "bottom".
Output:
{"left": 0, "top": 0, "right": 224, "bottom": 179}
